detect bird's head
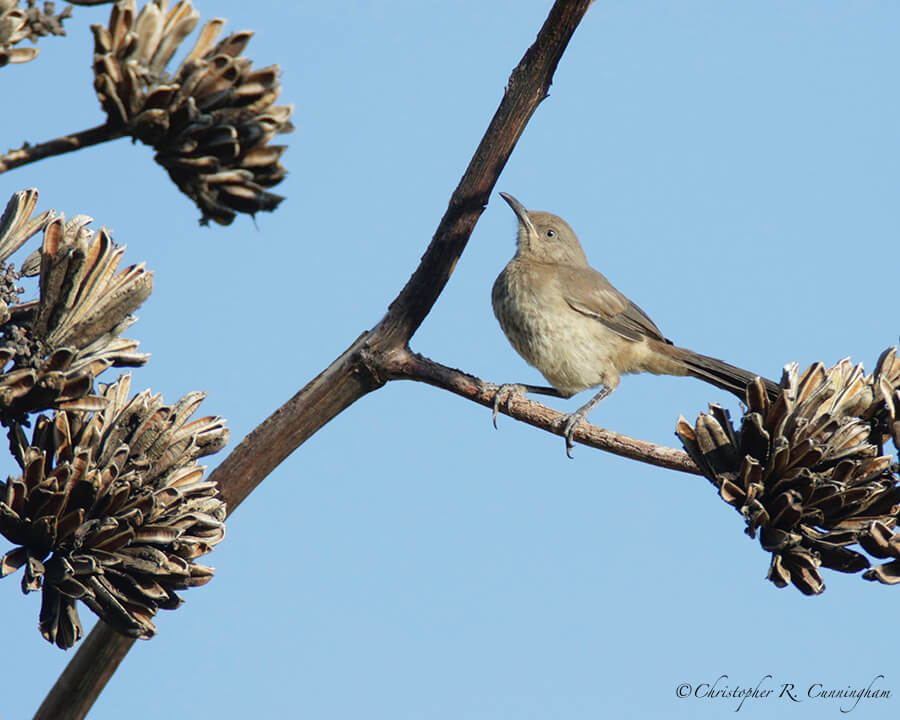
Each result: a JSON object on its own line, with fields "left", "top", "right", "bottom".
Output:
{"left": 499, "top": 192, "right": 589, "bottom": 267}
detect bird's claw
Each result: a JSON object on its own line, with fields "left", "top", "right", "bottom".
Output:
{"left": 492, "top": 383, "right": 528, "bottom": 428}
{"left": 557, "top": 385, "right": 611, "bottom": 458}
{"left": 559, "top": 412, "right": 584, "bottom": 459}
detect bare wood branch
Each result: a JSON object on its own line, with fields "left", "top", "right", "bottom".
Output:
{"left": 211, "top": 333, "right": 381, "bottom": 511}
{"left": 32, "top": 624, "right": 135, "bottom": 720}
{"left": 377, "top": 347, "right": 703, "bottom": 475}
{"left": 373, "top": 0, "right": 595, "bottom": 349}
{"left": 0, "top": 125, "right": 124, "bottom": 174}
{"left": 34, "top": 3, "right": 595, "bottom": 718}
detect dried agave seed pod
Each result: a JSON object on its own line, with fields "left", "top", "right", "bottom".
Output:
{"left": 22, "top": 0, "right": 73, "bottom": 39}
{"left": 0, "top": 0, "right": 72, "bottom": 67}
{"left": 861, "top": 347, "right": 900, "bottom": 453}
{"left": 91, "top": 0, "right": 293, "bottom": 225}
{"left": 0, "top": 195, "right": 152, "bottom": 423}
{"left": 0, "top": 0, "right": 38, "bottom": 66}
{"left": 0, "top": 189, "right": 52, "bottom": 320}
{"left": 0, "top": 188, "right": 51, "bottom": 267}
{"left": 0, "top": 374, "right": 229, "bottom": 648}
{"left": 677, "top": 357, "right": 900, "bottom": 596}
{"left": 859, "top": 520, "right": 900, "bottom": 585}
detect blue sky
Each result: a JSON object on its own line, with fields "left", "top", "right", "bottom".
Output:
{"left": 2, "top": 2, "right": 899, "bottom": 718}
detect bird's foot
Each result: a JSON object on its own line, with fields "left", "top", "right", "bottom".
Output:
{"left": 558, "top": 410, "right": 589, "bottom": 459}
{"left": 491, "top": 383, "right": 530, "bottom": 428}
{"left": 556, "top": 385, "right": 613, "bottom": 458}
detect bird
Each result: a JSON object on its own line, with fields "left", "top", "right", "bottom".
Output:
{"left": 491, "top": 192, "right": 779, "bottom": 457}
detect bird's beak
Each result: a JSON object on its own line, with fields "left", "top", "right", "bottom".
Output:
{"left": 499, "top": 192, "right": 537, "bottom": 237}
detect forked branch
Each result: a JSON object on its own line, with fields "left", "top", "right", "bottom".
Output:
{"left": 34, "top": 2, "right": 654, "bottom": 718}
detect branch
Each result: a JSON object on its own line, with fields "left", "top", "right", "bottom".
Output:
{"left": 211, "top": 333, "right": 381, "bottom": 510}
{"left": 0, "top": 124, "right": 124, "bottom": 174}
{"left": 34, "top": 3, "right": 594, "bottom": 718}
{"left": 373, "top": 0, "right": 594, "bottom": 349}
{"left": 32, "top": 624, "right": 134, "bottom": 720}
{"left": 377, "top": 347, "right": 702, "bottom": 475}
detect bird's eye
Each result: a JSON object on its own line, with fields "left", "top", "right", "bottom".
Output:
{"left": 546, "top": 229, "right": 556, "bottom": 238}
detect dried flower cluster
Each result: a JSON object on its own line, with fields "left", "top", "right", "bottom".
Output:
{"left": 0, "top": 190, "right": 150, "bottom": 425}
{"left": 0, "top": 189, "right": 229, "bottom": 649}
{"left": 92, "top": 0, "right": 293, "bottom": 225}
{"left": 0, "top": 374, "right": 228, "bottom": 648}
{"left": 677, "top": 352, "right": 900, "bottom": 595}
{"left": 866, "top": 347, "right": 900, "bottom": 453}
{"left": 22, "top": 1, "right": 71, "bottom": 38}
{"left": 0, "top": 0, "right": 71, "bottom": 67}
{"left": 0, "top": 0, "right": 38, "bottom": 66}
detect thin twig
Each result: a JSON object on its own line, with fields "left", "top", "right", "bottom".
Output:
{"left": 377, "top": 347, "right": 703, "bottom": 475}
{"left": 0, "top": 124, "right": 125, "bottom": 174}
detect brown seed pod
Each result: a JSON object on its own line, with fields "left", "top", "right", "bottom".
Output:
{"left": 0, "top": 0, "right": 72, "bottom": 67}
{"left": 0, "top": 190, "right": 151, "bottom": 424}
{"left": 0, "top": 374, "right": 228, "bottom": 648}
{"left": 677, "top": 355, "right": 900, "bottom": 595}
{"left": 92, "top": 0, "right": 293, "bottom": 225}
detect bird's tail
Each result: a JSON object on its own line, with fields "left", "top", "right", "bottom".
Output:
{"left": 670, "top": 347, "right": 780, "bottom": 401}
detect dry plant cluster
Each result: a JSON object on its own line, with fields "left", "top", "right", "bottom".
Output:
{"left": 678, "top": 353, "right": 900, "bottom": 595}
{"left": 0, "top": 189, "right": 228, "bottom": 650}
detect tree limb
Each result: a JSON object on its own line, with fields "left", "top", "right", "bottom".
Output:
{"left": 373, "top": 0, "right": 595, "bottom": 349}
{"left": 32, "top": 624, "right": 135, "bottom": 720}
{"left": 0, "top": 124, "right": 124, "bottom": 174}
{"left": 376, "top": 347, "right": 703, "bottom": 475}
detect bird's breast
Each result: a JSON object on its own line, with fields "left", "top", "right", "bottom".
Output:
{"left": 492, "top": 261, "right": 630, "bottom": 396}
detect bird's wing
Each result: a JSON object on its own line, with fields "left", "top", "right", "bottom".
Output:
{"left": 561, "top": 266, "right": 668, "bottom": 343}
